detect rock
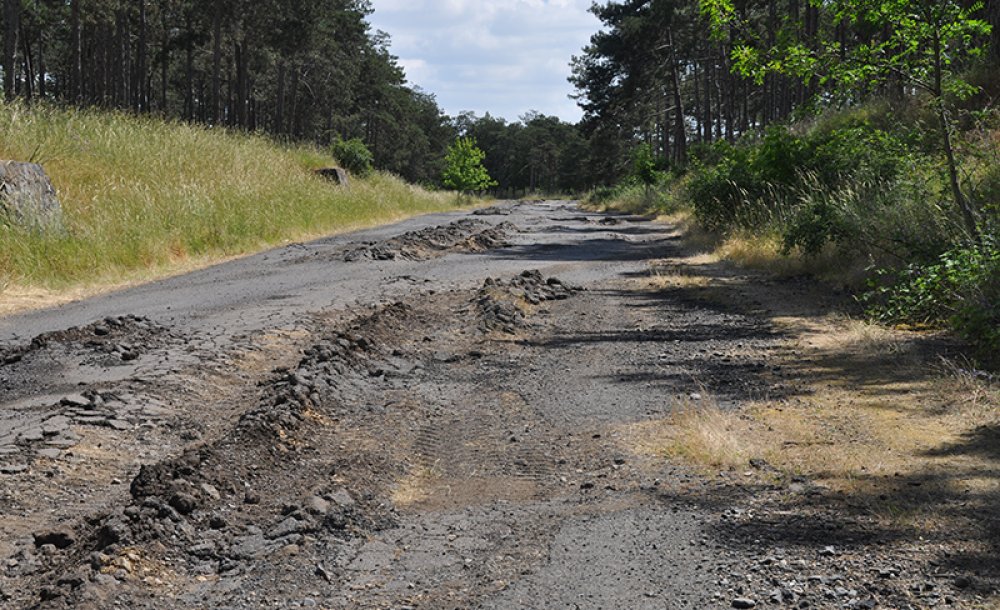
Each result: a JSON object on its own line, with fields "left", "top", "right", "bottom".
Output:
{"left": 315, "top": 167, "right": 349, "bottom": 186}
{"left": 732, "top": 598, "right": 757, "bottom": 609}
{"left": 268, "top": 517, "right": 306, "bottom": 539}
{"left": 0, "top": 464, "right": 28, "bottom": 475}
{"left": 328, "top": 488, "right": 355, "bottom": 508}
{"left": 168, "top": 492, "right": 198, "bottom": 515}
{"left": 42, "top": 416, "right": 70, "bottom": 436}
{"left": 0, "top": 161, "right": 64, "bottom": 232}
{"left": 34, "top": 530, "right": 75, "bottom": 549}
{"left": 200, "top": 483, "right": 221, "bottom": 501}
{"left": 60, "top": 394, "right": 91, "bottom": 408}
{"left": 106, "top": 419, "right": 131, "bottom": 431}
{"left": 36, "top": 448, "right": 62, "bottom": 459}
{"left": 97, "top": 521, "right": 129, "bottom": 548}
{"left": 305, "top": 496, "right": 330, "bottom": 515}
{"left": 229, "top": 533, "right": 269, "bottom": 560}
{"left": 188, "top": 542, "right": 217, "bottom": 558}
{"left": 19, "top": 428, "right": 44, "bottom": 442}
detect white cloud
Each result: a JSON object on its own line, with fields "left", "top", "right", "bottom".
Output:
{"left": 368, "top": 0, "right": 598, "bottom": 123}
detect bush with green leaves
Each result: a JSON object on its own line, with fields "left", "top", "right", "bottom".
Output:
{"left": 331, "top": 137, "right": 374, "bottom": 176}
{"left": 687, "top": 123, "right": 912, "bottom": 234}
{"left": 442, "top": 137, "right": 497, "bottom": 193}
{"left": 866, "top": 235, "right": 1000, "bottom": 367}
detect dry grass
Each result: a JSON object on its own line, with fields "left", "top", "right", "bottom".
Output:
{"left": 631, "top": 303, "right": 1000, "bottom": 528}
{"left": 620, "top": 235, "right": 1000, "bottom": 534}
{"left": 0, "top": 102, "right": 458, "bottom": 300}
{"left": 716, "top": 231, "right": 870, "bottom": 287}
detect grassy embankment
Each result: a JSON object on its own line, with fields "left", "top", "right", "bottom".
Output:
{"left": 0, "top": 103, "right": 457, "bottom": 312}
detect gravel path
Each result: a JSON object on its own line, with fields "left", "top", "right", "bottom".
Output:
{"left": 0, "top": 201, "right": 991, "bottom": 609}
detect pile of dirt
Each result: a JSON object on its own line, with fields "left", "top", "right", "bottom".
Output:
{"left": 476, "top": 270, "right": 581, "bottom": 334}
{"left": 1, "top": 315, "right": 174, "bottom": 367}
{"left": 342, "top": 219, "right": 516, "bottom": 261}
{"left": 471, "top": 204, "right": 514, "bottom": 216}
{"left": 15, "top": 307, "right": 414, "bottom": 607}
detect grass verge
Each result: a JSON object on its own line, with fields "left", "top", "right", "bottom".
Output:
{"left": 0, "top": 102, "right": 458, "bottom": 307}
{"left": 623, "top": 244, "right": 1000, "bottom": 536}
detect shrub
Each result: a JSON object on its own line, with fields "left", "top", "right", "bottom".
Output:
{"left": 331, "top": 137, "right": 374, "bottom": 176}
{"left": 865, "top": 236, "right": 1000, "bottom": 367}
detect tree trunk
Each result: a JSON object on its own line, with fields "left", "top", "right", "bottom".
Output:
{"left": 702, "top": 43, "right": 713, "bottom": 142}
{"left": 288, "top": 63, "right": 299, "bottom": 136}
{"left": 20, "top": 22, "right": 33, "bottom": 100}
{"left": 36, "top": 28, "right": 44, "bottom": 99}
{"left": 114, "top": 8, "right": 127, "bottom": 107}
{"left": 666, "top": 28, "right": 686, "bottom": 165}
{"left": 211, "top": 0, "right": 223, "bottom": 124}
{"left": 71, "top": 0, "right": 82, "bottom": 102}
{"left": 989, "top": 0, "right": 1000, "bottom": 61}
{"left": 3, "top": 0, "right": 19, "bottom": 99}
{"left": 275, "top": 59, "right": 285, "bottom": 135}
{"left": 135, "top": 0, "right": 147, "bottom": 112}
{"left": 235, "top": 39, "right": 248, "bottom": 128}
{"left": 932, "top": 31, "right": 978, "bottom": 238}
{"left": 184, "top": 12, "right": 193, "bottom": 120}
{"left": 160, "top": 3, "right": 168, "bottom": 115}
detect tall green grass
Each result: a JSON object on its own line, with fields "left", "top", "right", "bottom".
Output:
{"left": 0, "top": 102, "right": 455, "bottom": 289}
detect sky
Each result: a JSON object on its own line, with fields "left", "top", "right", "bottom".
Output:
{"left": 367, "top": 0, "right": 600, "bottom": 124}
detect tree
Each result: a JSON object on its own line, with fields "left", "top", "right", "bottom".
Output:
{"left": 632, "top": 142, "right": 660, "bottom": 203}
{"left": 702, "top": 0, "right": 991, "bottom": 238}
{"left": 442, "top": 137, "right": 497, "bottom": 194}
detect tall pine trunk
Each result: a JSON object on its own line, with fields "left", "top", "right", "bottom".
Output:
{"left": 3, "top": 0, "right": 19, "bottom": 99}
{"left": 211, "top": 0, "right": 222, "bottom": 124}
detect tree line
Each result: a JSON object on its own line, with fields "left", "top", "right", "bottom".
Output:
{"left": 0, "top": 0, "right": 602, "bottom": 194}
{"left": 570, "top": 0, "right": 1000, "bottom": 181}
{"left": 0, "top": 0, "right": 458, "bottom": 183}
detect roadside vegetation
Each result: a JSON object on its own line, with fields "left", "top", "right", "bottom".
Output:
{"left": 575, "top": 0, "right": 1000, "bottom": 370}
{"left": 0, "top": 102, "right": 454, "bottom": 292}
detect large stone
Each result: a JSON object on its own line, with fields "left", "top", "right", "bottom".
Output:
{"left": 314, "top": 167, "right": 349, "bottom": 187}
{"left": 0, "top": 161, "right": 64, "bottom": 232}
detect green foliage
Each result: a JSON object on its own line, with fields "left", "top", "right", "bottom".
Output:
{"left": 442, "top": 137, "right": 497, "bottom": 193}
{"left": 686, "top": 124, "right": 911, "bottom": 234}
{"left": 704, "top": 0, "right": 991, "bottom": 97}
{"left": 700, "top": 0, "right": 991, "bottom": 236}
{"left": 454, "top": 112, "right": 590, "bottom": 195}
{"left": 586, "top": 171, "right": 685, "bottom": 214}
{"left": 331, "top": 137, "right": 374, "bottom": 177}
{"left": 781, "top": 197, "right": 849, "bottom": 257}
{"left": 631, "top": 143, "right": 661, "bottom": 187}
{"left": 866, "top": 236, "right": 1000, "bottom": 367}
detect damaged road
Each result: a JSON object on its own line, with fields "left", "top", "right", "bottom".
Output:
{"left": 0, "top": 201, "right": 994, "bottom": 609}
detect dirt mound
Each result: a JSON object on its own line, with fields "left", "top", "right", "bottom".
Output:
{"left": 342, "top": 219, "right": 516, "bottom": 261}
{"left": 476, "top": 270, "right": 581, "bottom": 334}
{"left": 16, "top": 307, "right": 414, "bottom": 607}
{"left": 471, "top": 204, "right": 514, "bottom": 216}
{"left": 1, "top": 315, "right": 174, "bottom": 367}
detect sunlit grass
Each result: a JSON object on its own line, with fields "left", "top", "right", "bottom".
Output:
{"left": 0, "top": 102, "right": 456, "bottom": 292}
